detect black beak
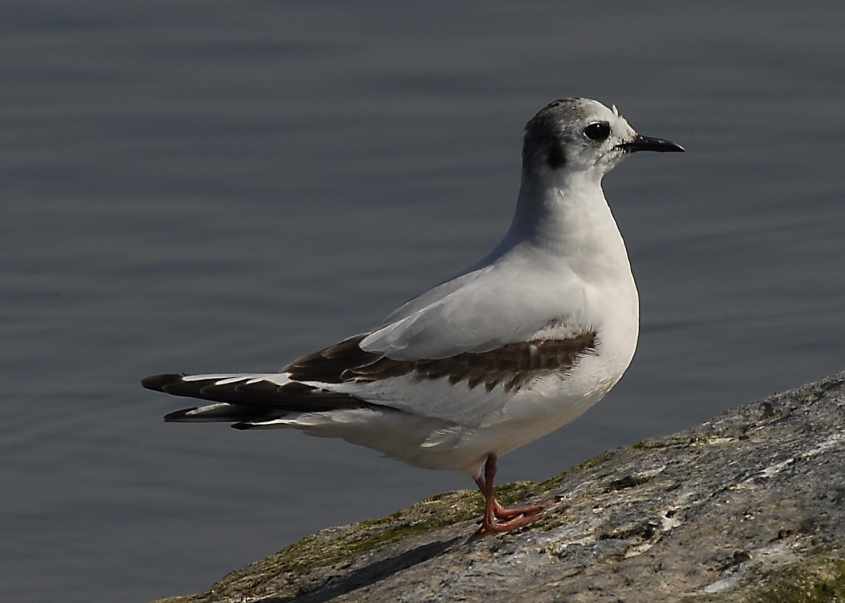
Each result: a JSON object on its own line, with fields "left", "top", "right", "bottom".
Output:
{"left": 619, "top": 134, "right": 685, "bottom": 153}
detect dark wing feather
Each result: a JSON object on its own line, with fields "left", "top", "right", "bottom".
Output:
{"left": 303, "top": 331, "right": 599, "bottom": 393}
{"left": 284, "top": 335, "right": 380, "bottom": 383}
{"left": 142, "top": 372, "right": 384, "bottom": 413}
{"left": 143, "top": 330, "right": 598, "bottom": 422}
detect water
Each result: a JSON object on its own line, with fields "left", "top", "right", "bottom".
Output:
{"left": 3, "top": 2, "right": 844, "bottom": 601}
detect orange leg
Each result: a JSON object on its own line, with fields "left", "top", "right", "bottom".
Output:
{"left": 473, "top": 453, "right": 544, "bottom": 535}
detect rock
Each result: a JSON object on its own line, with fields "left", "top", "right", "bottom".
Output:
{"left": 157, "top": 371, "right": 845, "bottom": 603}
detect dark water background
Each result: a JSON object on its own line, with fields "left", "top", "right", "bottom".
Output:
{"left": 2, "top": 2, "right": 844, "bottom": 601}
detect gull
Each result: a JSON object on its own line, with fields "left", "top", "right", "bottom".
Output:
{"left": 142, "top": 97, "right": 684, "bottom": 534}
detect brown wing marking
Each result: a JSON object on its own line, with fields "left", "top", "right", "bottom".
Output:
{"left": 286, "top": 332, "right": 597, "bottom": 393}
{"left": 285, "top": 335, "right": 380, "bottom": 383}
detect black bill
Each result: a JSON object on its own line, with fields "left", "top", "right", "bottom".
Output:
{"left": 619, "top": 134, "right": 685, "bottom": 153}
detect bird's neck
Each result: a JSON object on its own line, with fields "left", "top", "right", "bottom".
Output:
{"left": 500, "top": 169, "right": 632, "bottom": 277}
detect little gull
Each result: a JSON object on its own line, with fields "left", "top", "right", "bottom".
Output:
{"left": 143, "top": 97, "right": 684, "bottom": 534}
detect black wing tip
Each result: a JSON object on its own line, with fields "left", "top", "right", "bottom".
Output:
{"left": 231, "top": 422, "right": 254, "bottom": 430}
{"left": 142, "top": 373, "right": 185, "bottom": 392}
{"left": 163, "top": 407, "right": 198, "bottom": 422}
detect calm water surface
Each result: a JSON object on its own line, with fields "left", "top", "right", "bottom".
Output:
{"left": 2, "top": 2, "right": 844, "bottom": 601}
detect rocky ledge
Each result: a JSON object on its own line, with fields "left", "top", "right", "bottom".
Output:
{"left": 159, "top": 371, "right": 845, "bottom": 602}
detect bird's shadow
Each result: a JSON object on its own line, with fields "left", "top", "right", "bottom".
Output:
{"left": 261, "top": 535, "right": 465, "bottom": 603}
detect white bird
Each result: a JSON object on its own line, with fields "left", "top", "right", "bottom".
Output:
{"left": 143, "top": 97, "right": 684, "bottom": 534}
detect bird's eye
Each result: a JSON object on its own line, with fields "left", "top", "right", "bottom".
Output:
{"left": 583, "top": 121, "right": 611, "bottom": 142}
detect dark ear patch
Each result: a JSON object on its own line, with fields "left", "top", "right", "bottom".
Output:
{"left": 546, "top": 143, "right": 566, "bottom": 169}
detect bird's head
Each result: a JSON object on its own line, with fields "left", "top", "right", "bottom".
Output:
{"left": 522, "top": 97, "right": 684, "bottom": 183}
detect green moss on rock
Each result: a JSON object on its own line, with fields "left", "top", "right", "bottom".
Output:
{"left": 161, "top": 489, "right": 487, "bottom": 603}
{"left": 744, "top": 556, "right": 845, "bottom": 603}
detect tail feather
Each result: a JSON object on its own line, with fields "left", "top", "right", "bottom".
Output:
{"left": 164, "top": 402, "right": 280, "bottom": 424}
{"left": 143, "top": 371, "right": 398, "bottom": 427}
{"left": 231, "top": 419, "right": 290, "bottom": 430}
